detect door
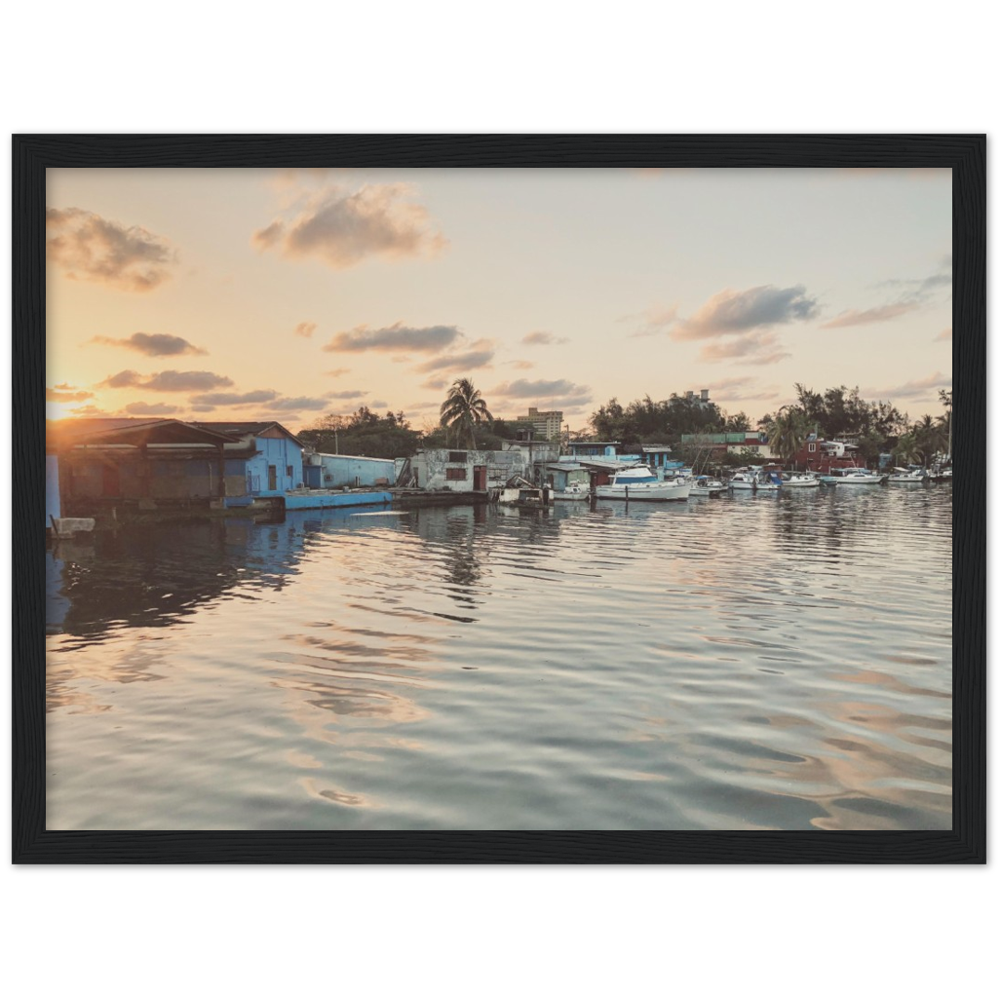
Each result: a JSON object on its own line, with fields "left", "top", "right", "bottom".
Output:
{"left": 267, "top": 465, "right": 277, "bottom": 491}
{"left": 473, "top": 465, "right": 487, "bottom": 490}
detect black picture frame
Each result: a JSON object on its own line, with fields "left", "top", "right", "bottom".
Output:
{"left": 13, "top": 134, "right": 985, "bottom": 864}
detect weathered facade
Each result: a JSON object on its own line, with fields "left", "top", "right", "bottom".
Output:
{"left": 407, "top": 448, "right": 527, "bottom": 492}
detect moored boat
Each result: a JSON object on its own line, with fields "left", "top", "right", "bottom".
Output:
{"left": 819, "top": 468, "right": 885, "bottom": 485}
{"left": 886, "top": 467, "right": 928, "bottom": 484}
{"left": 690, "top": 476, "right": 725, "bottom": 497}
{"left": 595, "top": 464, "right": 691, "bottom": 501}
{"left": 781, "top": 472, "right": 819, "bottom": 488}
{"left": 552, "top": 482, "right": 591, "bottom": 500}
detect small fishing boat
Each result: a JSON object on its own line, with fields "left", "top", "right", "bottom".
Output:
{"left": 727, "top": 471, "right": 757, "bottom": 490}
{"left": 727, "top": 470, "right": 780, "bottom": 492}
{"left": 886, "top": 467, "right": 928, "bottom": 484}
{"left": 819, "top": 468, "right": 885, "bottom": 485}
{"left": 781, "top": 472, "right": 820, "bottom": 488}
{"left": 552, "top": 482, "right": 591, "bottom": 500}
{"left": 690, "top": 476, "right": 725, "bottom": 497}
{"left": 595, "top": 464, "right": 691, "bottom": 501}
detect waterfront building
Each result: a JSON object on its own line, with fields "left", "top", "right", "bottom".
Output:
{"left": 679, "top": 430, "right": 777, "bottom": 461}
{"left": 303, "top": 452, "right": 395, "bottom": 490}
{"left": 405, "top": 448, "right": 528, "bottom": 491}
{"left": 564, "top": 440, "right": 621, "bottom": 459}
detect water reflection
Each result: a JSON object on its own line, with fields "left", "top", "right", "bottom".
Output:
{"left": 46, "top": 486, "right": 953, "bottom": 830}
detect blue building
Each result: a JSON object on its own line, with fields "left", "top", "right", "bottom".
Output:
{"left": 52, "top": 418, "right": 305, "bottom": 511}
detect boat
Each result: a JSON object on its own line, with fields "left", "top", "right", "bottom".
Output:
{"left": 552, "top": 482, "right": 591, "bottom": 500}
{"left": 886, "top": 467, "right": 928, "bottom": 484}
{"left": 690, "top": 476, "right": 725, "bottom": 497}
{"left": 818, "top": 468, "right": 885, "bottom": 485}
{"left": 727, "top": 471, "right": 758, "bottom": 490}
{"left": 728, "top": 470, "right": 780, "bottom": 492}
{"left": 594, "top": 464, "right": 691, "bottom": 501}
{"left": 781, "top": 472, "right": 819, "bottom": 488}
{"left": 755, "top": 470, "right": 783, "bottom": 491}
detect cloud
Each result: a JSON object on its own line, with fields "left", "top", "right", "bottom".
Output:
{"left": 141, "top": 371, "right": 233, "bottom": 392}
{"left": 326, "top": 390, "right": 366, "bottom": 400}
{"left": 324, "top": 322, "right": 461, "bottom": 354}
{"left": 89, "top": 332, "right": 207, "bottom": 356}
{"left": 370, "top": 399, "right": 388, "bottom": 409}
{"left": 68, "top": 404, "right": 115, "bottom": 417}
{"left": 267, "top": 396, "right": 330, "bottom": 410}
{"left": 820, "top": 302, "right": 920, "bottom": 329}
{"left": 823, "top": 261, "right": 952, "bottom": 329}
{"left": 699, "top": 330, "right": 792, "bottom": 365}
{"left": 189, "top": 389, "right": 279, "bottom": 406}
{"left": 488, "top": 379, "right": 592, "bottom": 409}
{"left": 620, "top": 303, "right": 679, "bottom": 338}
{"left": 252, "top": 182, "right": 446, "bottom": 269}
{"left": 324, "top": 368, "right": 351, "bottom": 377}
{"left": 420, "top": 377, "right": 449, "bottom": 391}
{"left": 935, "top": 327, "right": 952, "bottom": 341}
{"left": 46, "top": 207, "right": 177, "bottom": 291}
{"left": 489, "top": 378, "right": 585, "bottom": 398}
{"left": 413, "top": 339, "right": 495, "bottom": 374}
{"left": 99, "top": 370, "right": 143, "bottom": 388}
{"left": 46, "top": 386, "right": 94, "bottom": 403}
{"left": 860, "top": 371, "right": 952, "bottom": 401}
{"left": 99, "top": 369, "right": 233, "bottom": 392}
{"left": 672, "top": 285, "right": 819, "bottom": 341}
{"left": 190, "top": 404, "right": 216, "bottom": 413}
{"left": 123, "top": 402, "right": 180, "bottom": 415}
{"left": 509, "top": 360, "right": 535, "bottom": 370}
{"left": 294, "top": 321, "right": 317, "bottom": 338}
{"left": 522, "top": 330, "right": 569, "bottom": 346}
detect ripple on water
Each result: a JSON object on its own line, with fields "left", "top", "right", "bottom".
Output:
{"left": 46, "top": 487, "right": 952, "bottom": 830}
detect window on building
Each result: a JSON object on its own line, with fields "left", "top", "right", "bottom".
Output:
{"left": 286, "top": 465, "right": 293, "bottom": 477}
{"left": 446, "top": 468, "right": 467, "bottom": 481}
{"left": 448, "top": 451, "right": 467, "bottom": 463}
{"left": 808, "top": 443, "right": 816, "bottom": 453}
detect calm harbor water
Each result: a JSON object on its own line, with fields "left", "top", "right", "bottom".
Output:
{"left": 46, "top": 485, "right": 952, "bottom": 830}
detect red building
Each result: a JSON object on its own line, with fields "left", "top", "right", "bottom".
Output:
{"left": 790, "top": 435, "right": 869, "bottom": 473}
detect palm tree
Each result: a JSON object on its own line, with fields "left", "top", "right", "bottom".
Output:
{"left": 913, "top": 414, "right": 947, "bottom": 465}
{"left": 440, "top": 378, "right": 493, "bottom": 449}
{"left": 766, "top": 407, "right": 810, "bottom": 467}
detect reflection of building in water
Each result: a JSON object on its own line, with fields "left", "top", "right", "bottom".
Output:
{"left": 45, "top": 517, "right": 313, "bottom": 646}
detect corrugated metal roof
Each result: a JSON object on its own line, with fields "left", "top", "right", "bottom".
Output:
{"left": 193, "top": 421, "right": 303, "bottom": 446}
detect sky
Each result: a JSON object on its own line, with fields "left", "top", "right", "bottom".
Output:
{"left": 45, "top": 167, "right": 953, "bottom": 433}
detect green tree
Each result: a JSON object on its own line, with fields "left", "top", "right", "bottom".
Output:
{"left": 766, "top": 407, "right": 810, "bottom": 466}
{"left": 300, "top": 408, "right": 421, "bottom": 459}
{"left": 440, "top": 378, "right": 493, "bottom": 448}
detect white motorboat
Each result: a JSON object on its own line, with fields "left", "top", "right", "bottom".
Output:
{"left": 728, "top": 470, "right": 780, "bottom": 492}
{"left": 886, "top": 467, "right": 928, "bottom": 484}
{"left": 819, "top": 468, "right": 885, "bottom": 485}
{"left": 727, "top": 471, "right": 758, "bottom": 490}
{"left": 595, "top": 464, "right": 691, "bottom": 501}
{"left": 781, "top": 472, "right": 820, "bottom": 488}
{"left": 690, "top": 476, "right": 725, "bottom": 496}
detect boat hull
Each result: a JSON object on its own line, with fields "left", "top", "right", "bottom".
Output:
{"left": 595, "top": 482, "right": 691, "bottom": 501}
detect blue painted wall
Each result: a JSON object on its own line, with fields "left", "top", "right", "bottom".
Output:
{"left": 46, "top": 455, "right": 61, "bottom": 526}
{"left": 315, "top": 454, "right": 395, "bottom": 488}
{"left": 245, "top": 435, "right": 304, "bottom": 496}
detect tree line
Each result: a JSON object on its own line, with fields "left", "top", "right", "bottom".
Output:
{"left": 298, "top": 379, "right": 952, "bottom": 468}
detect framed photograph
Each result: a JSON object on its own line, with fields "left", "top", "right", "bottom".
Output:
{"left": 14, "top": 134, "right": 984, "bottom": 863}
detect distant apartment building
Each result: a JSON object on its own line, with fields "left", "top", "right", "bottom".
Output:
{"left": 516, "top": 407, "right": 564, "bottom": 441}
{"left": 683, "top": 389, "right": 713, "bottom": 406}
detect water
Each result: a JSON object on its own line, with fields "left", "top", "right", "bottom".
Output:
{"left": 45, "top": 485, "right": 952, "bottom": 830}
